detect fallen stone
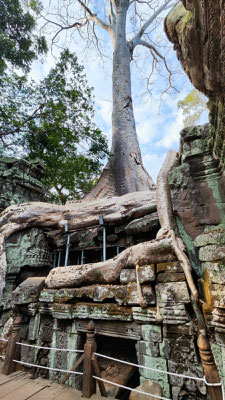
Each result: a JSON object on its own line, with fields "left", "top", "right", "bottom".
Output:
{"left": 99, "top": 361, "right": 134, "bottom": 398}
{"left": 129, "top": 380, "right": 162, "bottom": 400}
{"left": 13, "top": 277, "right": 45, "bottom": 304}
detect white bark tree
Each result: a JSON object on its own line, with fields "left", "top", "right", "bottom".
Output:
{"left": 41, "top": 0, "right": 175, "bottom": 198}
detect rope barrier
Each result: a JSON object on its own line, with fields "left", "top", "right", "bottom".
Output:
{"left": 16, "top": 342, "right": 84, "bottom": 353}
{"left": 1, "top": 338, "right": 223, "bottom": 399}
{"left": 93, "top": 375, "right": 171, "bottom": 400}
{"left": 94, "top": 352, "right": 205, "bottom": 382}
{"left": 12, "top": 359, "right": 83, "bottom": 376}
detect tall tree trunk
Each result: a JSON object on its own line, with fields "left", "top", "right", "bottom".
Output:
{"left": 85, "top": 0, "right": 155, "bottom": 200}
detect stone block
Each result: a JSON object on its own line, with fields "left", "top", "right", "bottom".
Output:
{"left": 200, "top": 279, "right": 225, "bottom": 308}
{"left": 132, "top": 307, "right": 157, "bottom": 323}
{"left": 195, "top": 230, "right": 225, "bottom": 247}
{"left": 156, "top": 262, "right": 182, "bottom": 273}
{"left": 39, "top": 289, "right": 55, "bottom": 303}
{"left": 199, "top": 244, "right": 225, "bottom": 261}
{"left": 203, "top": 261, "right": 225, "bottom": 284}
{"left": 168, "top": 360, "right": 206, "bottom": 394}
{"left": 160, "top": 304, "right": 191, "bottom": 324}
{"left": 129, "top": 379, "right": 162, "bottom": 400}
{"left": 136, "top": 341, "right": 160, "bottom": 358}
{"left": 120, "top": 269, "right": 136, "bottom": 284}
{"left": 137, "top": 265, "right": 155, "bottom": 283}
{"left": 13, "top": 277, "right": 45, "bottom": 304}
{"left": 157, "top": 272, "right": 185, "bottom": 282}
{"left": 141, "top": 324, "right": 162, "bottom": 342}
{"left": 156, "top": 282, "right": 190, "bottom": 304}
{"left": 71, "top": 302, "right": 133, "bottom": 321}
{"left": 162, "top": 323, "right": 195, "bottom": 338}
{"left": 125, "top": 213, "right": 159, "bottom": 235}
{"left": 28, "top": 313, "right": 40, "bottom": 341}
{"left": 138, "top": 355, "right": 169, "bottom": 397}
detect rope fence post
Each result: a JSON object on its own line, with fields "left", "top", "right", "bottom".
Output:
{"left": 82, "top": 320, "right": 97, "bottom": 398}
{"left": 197, "top": 333, "right": 223, "bottom": 400}
{"left": 2, "top": 316, "right": 22, "bottom": 375}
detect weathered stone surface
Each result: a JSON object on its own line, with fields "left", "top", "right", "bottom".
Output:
{"left": 200, "top": 281, "right": 225, "bottom": 308}
{"left": 6, "top": 227, "right": 53, "bottom": 273}
{"left": 99, "top": 361, "right": 134, "bottom": 398}
{"left": 76, "top": 320, "right": 142, "bottom": 340}
{"left": 156, "top": 262, "right": 183, "bottom": 273}
{"left": 203, "top": 261, "right": 225, "bottom": 284}
{"left": 137, "top": 265, "right": 155, "bottom": 283}
{"left": 51, "top": 283, "right": 155, "bottom": 306}
{"left": 132, "top": 307, "right": 157, "bottom": 323}
{"left": 136, "top": 340, "right": 160, "bottom": 358}
{"left": 53, "top": 302, "right": 133, "bottom": 321}
{"left": 13, "top": 277, "right": 45, "bottom": 304}
{"left": 195, "top": 230, "right": 225, "bottom": 248}
{"left": 129, "top": 380, "right": 162, "bottom": 400}
{"left": 199, "top": 245, "right": 225, "bottom": 262}
{"left": 159, "top": 304, "right": 191, "bottom": 325}
{"left": 120, "top": 269, "right": 136, "bottom": 284}
{"left": 125, "top": 213, "right": 159, "bottom": 234}
{"left": 138, "top": 355, "right": 170, "bottom": 397}
{"left": 156, "top": 282, "right": 190, "bottom": 304}
{"left": 157, "top": 272, "right": 185, "bottom": 283}
{"left": 141, "top": 324, "right": 162, "bottom": 342}
{"left": 0, "top": 157, "right": 46, "bottom": 213}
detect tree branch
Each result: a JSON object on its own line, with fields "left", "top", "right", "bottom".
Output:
{"left": 131, "top": 0, "right": 173, "bottom": 47}
{"left": 136, "top": 39, "right": 177, "bottom": 92}
{"left": 0, "top": 105, "right": 44, "bottom": 137}
{"left": 77, "top": 0, "right": 111, "bottom": 33}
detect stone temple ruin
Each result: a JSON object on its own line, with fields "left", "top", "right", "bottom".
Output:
{"left": 0, "top": 1, "right": 225, "bottom": 400}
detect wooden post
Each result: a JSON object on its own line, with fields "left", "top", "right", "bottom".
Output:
{"left": 82, "top": 320, "right": 97, "bottom": 398}
{"left": 197, "top": 333, "right": 223, "bottom": 400}
{"left": 2, "top": 316, "right": 22, "bottom": 375}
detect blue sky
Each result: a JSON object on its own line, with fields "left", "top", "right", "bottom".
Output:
{"left": 31, "top": 0, "right": 208, "bottom": 184}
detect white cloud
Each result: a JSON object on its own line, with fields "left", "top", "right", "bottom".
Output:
{"left": 143, "top": 152, "right": 168, "bottom": 182}
{"left": 155, "top": 108, "right": 183, "bottom": 149}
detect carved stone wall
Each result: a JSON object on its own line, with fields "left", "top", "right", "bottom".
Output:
{"left": 0, "top": 157, "right": 46, "bottom": 213}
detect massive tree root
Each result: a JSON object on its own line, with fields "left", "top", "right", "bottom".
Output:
{"left": 45, "top": 237, "right": 174, "bottom": 288}
{"left": 0, "top": 191, "right": 156, "bottom": 298}
{"left": 156, "top": 150, "right": 199, "bottom": 302}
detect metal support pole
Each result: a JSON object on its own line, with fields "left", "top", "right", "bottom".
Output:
{"left": 81, "top": 250, "right": 85, "bottom": 265}
{"left": 64, "top": 223, "right": 70, "bottom": 266}
{"left": 82, "top": 321, "right": 96, "bottom": 398}
{"left": 57, "top": 251, "right": 61, "bottom": 267}
{"left": 99, "top": 215, "right": 107, "bottom": 262}
{"left": 117, "top": 246, "right": 120, "bottom": 255}
{"left": 2, "top": 316, "right": 22, "bottom": 375}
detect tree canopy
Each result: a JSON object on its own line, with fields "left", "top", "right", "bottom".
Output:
{"left": 0, "top": 0, "right": 47, "bottom": 75}
{"left": 178, "top": 88, "right": 208, "bottom": 127}
{"left": 0, "top": 50, "right": 109, "bottom": 203}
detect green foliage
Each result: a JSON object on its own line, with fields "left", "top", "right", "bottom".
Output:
{"left": 0, "top": 50, "right": 109, "bottom": 203}
{"left": 0, "top": 0, "right": 47, "bottom": 74}
{"left": 178, "top": 88, "right": 208, "bottom": 127}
